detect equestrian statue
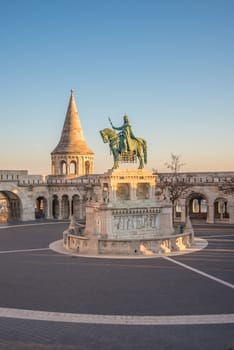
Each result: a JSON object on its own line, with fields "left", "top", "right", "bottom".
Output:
{"left": 100, "top": 115, "right": 147, "bottom": 169}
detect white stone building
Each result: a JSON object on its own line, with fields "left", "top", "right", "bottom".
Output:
{"left": 0, "top": 91, "right": 234, "bottom": 224}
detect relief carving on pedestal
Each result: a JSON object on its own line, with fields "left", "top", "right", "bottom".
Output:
{"left": 113, "top": 207, "right": 160, "bottom": 232}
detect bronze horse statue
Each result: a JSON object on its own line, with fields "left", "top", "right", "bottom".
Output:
{"left": 100, "top": 128, "right": 147, "bottom": 169}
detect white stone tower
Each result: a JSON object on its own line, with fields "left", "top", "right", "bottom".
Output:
{"left": 51, "top": 90, "right": 94, "bottom": 177}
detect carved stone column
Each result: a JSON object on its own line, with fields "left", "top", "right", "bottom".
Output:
{"left": 58, "top": 195, "right": 63, "bottom": 220}
{"left": 180, "top": 198, "right": 186, "bottom": 223}
{"left": 150, "top": 184, "right": 155, "bottom": 200}
{"left": 130, "top": 183, "right": 137, "bottom": 201}
{"left": 228, "top": 201, "right": 234, "bottom": 224}
{"left": 111, "top": 185, "right": 117, "bottom": 202}
{"left": 207, "top": 203, "right": 214, "bottom": 224}
{"left": 69, "top": 198, "right": 72, "bottom": 219}
{"left": 47, "top": 197, "right": 53, "bottom": 219}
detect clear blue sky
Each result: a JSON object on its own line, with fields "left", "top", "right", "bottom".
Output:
{"left": 0, "top": 0, "right": 233, "bottom": 174}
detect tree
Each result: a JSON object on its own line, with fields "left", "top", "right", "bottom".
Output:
{"left": 157, "top": 154, "right": 192, "bottom": 223}
{"left": 165, "top": 153, "right": 185, "bottom": 174}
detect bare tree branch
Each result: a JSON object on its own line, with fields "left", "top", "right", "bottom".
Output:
{"left": 157, "top": 154, "right": 192, "bottom": 222}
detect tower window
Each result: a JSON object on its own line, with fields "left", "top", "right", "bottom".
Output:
{"left": 61, "top": 161, "right": 67, "bottom": 175}
{"left": 85, "top": 161, "right": 90, "bottom": 175}
{"left": 70, "top": 161, "right": 76, "bottom": 175}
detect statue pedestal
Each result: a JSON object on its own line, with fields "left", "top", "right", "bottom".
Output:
{"left": 63, "top": 169, "right": 194, "bottom": 256}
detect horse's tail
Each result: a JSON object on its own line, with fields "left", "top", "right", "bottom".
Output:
{"left": 142, "top": 140, "right": 147, "bottom": 164}
{"left": 139, "top": 139, "right": 147, "bottom": 164}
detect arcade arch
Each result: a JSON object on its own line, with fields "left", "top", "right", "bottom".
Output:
{"left": 61, "top": 161, "right": 67, "bottom": 175}
{"left": 51, "top": 193, "right": 86, "bottom": 220}
{"left": 0, "top": 191, "right": 21, "bottom": 223}
{"left": 72, "top": 194, "right": 86, "bottom": 220}
{"left": 85, "top": 161, "right": 91, "bottom": 175}
{"left": 214, "top": 197, "right": 229, "bottom": 221}
{"left": 61, "top": 195, "right": 70, "bottom": 219}
{"left": 35, "top": 196, "right": 47, "bottom": 219}
{"left": 72, "top": 194, "right": 80, "bottom": 216}
{"left": 175, "top": 199, "right": 182, "bottom": 218}
{"left": 70, "top": 161, "right": 77, "bottom": 175}
{"left": 187, "top": 193, "right": 208, "bottom": 222}
{"left": 52, "top": 195, "right": 59, "bottom": 219}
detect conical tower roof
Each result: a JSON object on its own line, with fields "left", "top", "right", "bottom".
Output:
{"left": 52, "top": 90, "right": 94, "bottom": 155}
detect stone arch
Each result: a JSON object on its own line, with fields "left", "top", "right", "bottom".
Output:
{"left": 85, "top": 161, "right": 91, "bottom": 175}
{"left": 175, "top": 199, "right": 182, "bottom": 218}
{"left": 0, "top": 190, "right": 21, "bottom": 223}
{"left": 35, "top": 196, "right": 47, "bottom": 219}
{"left": 117, "top": 183, "right": 130, "bottom": 200}
{"left": 187, "top": 192, "right": 208, "bottom": 222}
{"left": 214, "top": 197, "right": 229, "bottom": 221}
{"left": 136, "top": 183, "right": 150, "bottom": 200}
{"left": 71, "top": 194, "right": 80, "bottom": 216}
{"left": 61, "top": 194, "right": 70, "bottom": 219}
{"left": 71, "top": 194, "right": 81, "bottom": 218}
{"left": 71, "top": 193, "right": 87, "bottom": 221}
{"left": 70, "top": 161, "right": 77, "bottom": 175}
{"left": 60, "top": 161, "right": 67, "bottom": 175}
{"left": 52, "top": 195, "right": 59, "bottom": 219}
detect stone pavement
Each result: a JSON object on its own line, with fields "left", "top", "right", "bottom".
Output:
{"left": 0, "top": 341, "right": 79, "bottom": 350}
{"left": 0, "top": 222, "right": 233, "bottom": 349}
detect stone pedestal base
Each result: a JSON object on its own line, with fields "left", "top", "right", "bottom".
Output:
{"left": 63, "top": 230, "right": 194, "bottom": 256}
{"left": 63, "top": 168, "right": 194, "bottom": 256}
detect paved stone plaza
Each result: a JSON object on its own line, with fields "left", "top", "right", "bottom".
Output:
{"left": 0, "top": 222, "right": 233, "bottom": 350}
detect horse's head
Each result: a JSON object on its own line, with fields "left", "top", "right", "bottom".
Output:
{"left": 100, "top": 128, "right": 117, "bottom": 143}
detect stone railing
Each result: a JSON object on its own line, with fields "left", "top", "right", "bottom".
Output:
{"left": 46, "top": 175, "right": 101, "bottom": 185}
{"left": 157, "top": 172, "right": 234, "bottom": 185}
